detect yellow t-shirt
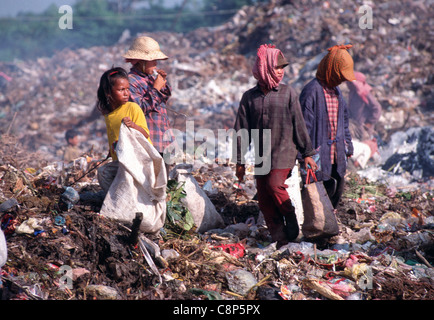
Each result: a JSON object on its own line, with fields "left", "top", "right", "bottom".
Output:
{"left": 104, "top": 101, "right": 151, "bottom": 161}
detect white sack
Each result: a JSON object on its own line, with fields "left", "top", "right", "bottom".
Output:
{"left": 0, "top": 229, "right": 7, "bottom": 267}
{"left": 100, "top": 124, "right": 167, "bottom": 234}
{"left": 169, "top": 163, "right": 225, "bottom": 233}
{"left": 285, "top": 161, "right": 304, "bottom": 236}
{"left": 352, "top": 140, "right": 372, "bottom": 169}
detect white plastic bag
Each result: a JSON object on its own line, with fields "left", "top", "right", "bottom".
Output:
{"left": 0, "top": 229, "right": 7, "bottom": 267}
{"left": 100, "top": 124, "right": 167, "bottom": 234}
{"left": 285, "top": 161, "right": 304, "bottom": 235}
{"left": 169, "top": 163, "right": 225, "bottom": 233}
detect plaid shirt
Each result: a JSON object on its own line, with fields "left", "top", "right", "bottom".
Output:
{"left": 323, "top": 86, "right": 339, "bottom": 164}
{"left": 300, "top": 78, "right": 353, "bottom": 182}
{"left": 234, "top": 84, "right": 315, "bottom": 171}
{"left": 128, "top": 68, "right": 173, "bottom": 153}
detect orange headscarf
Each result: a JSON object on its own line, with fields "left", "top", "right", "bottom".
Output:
{"left": 316, "top": 44, "right": 355, "bottom": 88}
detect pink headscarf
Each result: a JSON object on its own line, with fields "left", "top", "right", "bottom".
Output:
{"left": 252, "top": 44, "right": 285, "bottom": 91}
{"left": 348, "top": 71, "right": 372, "bottom": 104}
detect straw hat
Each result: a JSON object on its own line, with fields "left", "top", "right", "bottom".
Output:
{"left": 123, "top": 36, "right": 168, "bottom": 61}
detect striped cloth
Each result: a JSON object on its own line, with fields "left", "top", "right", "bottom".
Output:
{"left": 323, "top": 86, "right": 339, "bottom": 164}
{"left": 128, "top": 68, "right": 173, "bottom": 153}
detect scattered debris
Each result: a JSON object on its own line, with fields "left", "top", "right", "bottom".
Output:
{"left": 0, "top": 0, "right": 433, "bottom": 301}
{"left": 0, "top": 146, "right": 432, "bottom": 300}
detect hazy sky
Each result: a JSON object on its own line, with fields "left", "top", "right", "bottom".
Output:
{"left": 0, "top": 0, "right": 77, "bottom": 16}
{"left": 0, "top": 0, "right": 184, "bottom": 17}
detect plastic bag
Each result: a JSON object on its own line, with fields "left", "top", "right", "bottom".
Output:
{"left": 169, "top": 164, "right": 225, "bottom": 233}
{"left": 0, "top": 229, "right": 6, "bottom": 267}
{"left": 99, "top": 123, "right": 167, "bottom": 234}
{"left": 285, "top": 160, "right": 304, "bottom": 233}
{"left": 301, "top": 169, "right": 339, "bottom": 239}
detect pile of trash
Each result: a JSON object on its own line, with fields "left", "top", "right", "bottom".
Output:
{"left": 0, "top": 0, "right": 433, "bottom": 301}
{"left": 0, "top": 132, "right": 433, "bottom": 300}
{"left": 0, "top": 1, "right": 432, "bottom": 164}
{"left": 358, "top": 126, "right": 434, "bottom": 192}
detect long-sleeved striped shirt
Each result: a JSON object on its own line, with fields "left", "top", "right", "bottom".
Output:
{"left": 323, "top": 86, "right": 339, "bottom": 164}
{"left": 128, "top": 68, "right": 172, "bottom": 153}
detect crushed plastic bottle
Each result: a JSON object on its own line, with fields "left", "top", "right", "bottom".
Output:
{"left": 60, "top": 187, "right": 80, "bottom": 210}
{"left": 377, "top": 211, "right": 404, "bottom": 231}
{"left": 226, "top": 269, "right": 257, "bottom": 296}
{"left": 0, "top": 198, "right": 19, "bottom": 213}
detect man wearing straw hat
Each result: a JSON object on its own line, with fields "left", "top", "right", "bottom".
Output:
{"left": 124, "top": 36, "right": 173, "bottom": 166}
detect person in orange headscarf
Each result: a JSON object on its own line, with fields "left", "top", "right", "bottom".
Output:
{"left": 299, "top": 45, "right": 355, "bottom": 209}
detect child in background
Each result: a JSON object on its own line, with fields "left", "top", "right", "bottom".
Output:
{"left": 63, "top": 128, "right": 82, "bottom": 162}
{"left": 96, "top": 67, "right": 152, "bottom": 193}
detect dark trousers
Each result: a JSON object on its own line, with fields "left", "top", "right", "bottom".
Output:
{"left": 323, "top": 164, "right": 345, "bottom": 209}
{"left": 256, "top": 168, "right": 296, "bottom": 243}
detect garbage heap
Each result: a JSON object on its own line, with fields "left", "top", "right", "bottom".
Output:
{"left": 0, "top": 0, "right": 433, "bottom": 300}
{"left": 0, "top": 134, "right": 433, "bottom": 300}
{"left": 0, "top": 0, "right": 432, "bottom": 165}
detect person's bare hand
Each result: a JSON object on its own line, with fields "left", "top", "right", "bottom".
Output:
{"left": 122, "top": 117, "right": 135, "bottom": 128}
{"left": 153, "top": 73, "right": 167, "bottom": 91}
{"left": 235, "top": 164, "right": 246, "bottom": 182}
{"left": 157, "top": 69, "right": 167, "bottom": 79}
{"left": 304, "top": 156, "right": 318, "bottom": 171}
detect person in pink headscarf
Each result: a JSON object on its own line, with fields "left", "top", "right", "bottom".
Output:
{"left": 346, "top": 71, "right": 382, "bottom": 168}
{"left": 347, "top": 71, "right": 382, "bottom": 137}
{"left": 251, "top": 44, "right": 287, "bottom": 93}
{"left": 234, "top": 44, "right": 317, "bottom": 247}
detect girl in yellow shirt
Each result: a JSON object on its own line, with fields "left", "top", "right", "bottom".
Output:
{"left": 96, "top": 67, "right": 151, "bottom": 192}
